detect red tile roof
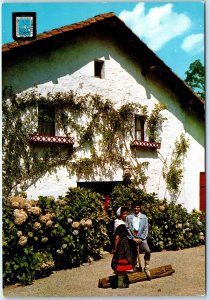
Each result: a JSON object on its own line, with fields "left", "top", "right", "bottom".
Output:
{"left": 2, "top": 12, "right": 115, "bottom": 53}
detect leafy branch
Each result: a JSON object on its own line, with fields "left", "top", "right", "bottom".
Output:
{"left": 162, "top": 133, "right": 190, "bottom": 201}
{"left": 3, "top": 89, "right": 150, "bottom": 197}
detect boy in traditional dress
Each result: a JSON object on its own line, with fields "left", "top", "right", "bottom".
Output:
{"left": 127, "top": 201, "right": 151, "bottom": 279}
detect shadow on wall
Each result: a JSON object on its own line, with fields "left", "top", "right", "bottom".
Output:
{"left": 2, "top": 29, "right": 150, "bottom": 97}
{"left": 142, "top": 80, "right": 204, "bottom": 148}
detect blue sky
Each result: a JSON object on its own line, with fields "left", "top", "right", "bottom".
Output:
{"left": 2, "top": 1, "right": 205, "bottom": 80}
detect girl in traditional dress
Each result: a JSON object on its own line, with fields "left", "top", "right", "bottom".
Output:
{"left": 111, "top": 207, "right": 135, "bottom": 279}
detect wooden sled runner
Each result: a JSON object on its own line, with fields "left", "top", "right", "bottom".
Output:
{"left": 98, "top": 264, "right": 175, "bottom": 288}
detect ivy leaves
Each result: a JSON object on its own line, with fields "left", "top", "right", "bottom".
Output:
{"left": 3, "top": 89, "right": 167, "bottom": 197}
{"left": 146, "top": 103, "right": 167, "bottom": 142}
{"left": 163, "top": 133, "right": 190, "bottom": 199}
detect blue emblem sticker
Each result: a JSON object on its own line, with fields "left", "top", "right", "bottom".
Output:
{"left": 13, "top": 12, "right": 36, "bottom": 41}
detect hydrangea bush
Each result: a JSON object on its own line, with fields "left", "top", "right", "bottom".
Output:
{"left": 3, "top": 185, "right": 205, "bottom": 286}
{"left": 108, "top": 185, "right": 205, "bottom": 251}
{"left": 3, "top": 188, "right": 109, "bottom": 286}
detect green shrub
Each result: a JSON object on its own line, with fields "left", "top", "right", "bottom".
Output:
{"left": 108, "top": 184, "right": 205, "bottom": 251}
{"left": 3, "top": 188, "right": 109, "bottom": 286}
{"left": 3, "top": 185, "right": 205, "bottom": 286}
{"left": 3, "top": 201, "right": 38, "bottom": 285}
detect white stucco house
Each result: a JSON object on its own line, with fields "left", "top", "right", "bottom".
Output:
{"left": 2, "top": 13, "right": 205, "bottom": 212}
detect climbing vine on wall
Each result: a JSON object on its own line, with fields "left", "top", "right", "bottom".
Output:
{"left": 146, "top": 103, "right": 167, "bottom": 142}
{"left": 2, "top": 85, "right": 171, "bottom": 200}
{"left": 3, "top": 88, "right": 167, "bottom": 198}
{"left": 162, "top": 133, "right": 190, "bottom": 201}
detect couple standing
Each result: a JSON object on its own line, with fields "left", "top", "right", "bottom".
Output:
{"left": 111, "top": 201, "right": 151, "bottom": 280}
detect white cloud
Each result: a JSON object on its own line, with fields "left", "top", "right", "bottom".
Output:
{"left": 181, "top": 33, "right": 204, "bottom": 54}
{"left": 119, "top": 3, "right": 191, "bottom": 51}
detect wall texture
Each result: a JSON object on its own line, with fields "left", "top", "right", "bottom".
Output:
{"left": 3, "top": 32, "right": 204, "bottom": 211}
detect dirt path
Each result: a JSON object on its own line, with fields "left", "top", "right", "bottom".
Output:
{"left": 3, "top": 245, "right": 205, "bottom": 297}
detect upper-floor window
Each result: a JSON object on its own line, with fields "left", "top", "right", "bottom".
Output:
{"left": 135, "top": 115, "right": 145, "bottom": 141}
{"left": 94, "top": 59, "right": 104, "bottom": 78}
{"left": 38, "top": 104, "right": 55, "bottom": 136}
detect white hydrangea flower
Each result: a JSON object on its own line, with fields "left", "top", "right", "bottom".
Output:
{"left": 85, "top": 219, "right": 92, "bottom": 228}
{"left": 17, "top": 231, "right": 23, "bottom": 237}
{"left": 72, "top": 221, "right": 80, "bottom": 229}
{"left": 18, "top": 236, "right": 28, "bottom": 246}
{"left": 34, "top": 222, "right": 42, "bottom": 230}
{"left": 73, "top": 230, "right": 79, "bottom": 236}
{"left": 80, "top": 219, "right": 86, "bottom": 227}
{"left": 28, "top": 206, "right": 41, "bottom": 215}
{"left": 46, "top": 220, "right": 53, "bottom": 227}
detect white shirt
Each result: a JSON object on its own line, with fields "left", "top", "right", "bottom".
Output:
{"left": 114, "top": 219, "right": 125, "bottom": 232}
{"left": 133, "top": 213, "right": 141, "bottom": 231}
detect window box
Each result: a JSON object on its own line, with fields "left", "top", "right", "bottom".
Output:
{"left": 29, "top": 134, "right": 75, "bottom": 144}
{"left": 130, "top": 140, "right": 161, "bottom": 149}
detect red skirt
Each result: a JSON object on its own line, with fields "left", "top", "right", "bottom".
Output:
{"left": 115, "top": 258, "right": 133, "bottom": 272}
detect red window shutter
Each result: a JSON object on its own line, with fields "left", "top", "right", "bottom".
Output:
{"left": 200, "top": 172, "right": 205, "bottom": 211}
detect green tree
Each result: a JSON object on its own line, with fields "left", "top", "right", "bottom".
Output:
{"left": 184, "top": 59, "right": 205, "bottom": 100}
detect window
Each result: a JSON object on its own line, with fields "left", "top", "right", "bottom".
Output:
{"left": 131, "top": 115, "right": 160, "bottom": 150}
{"left": 135, "top": 115, "right": 145, "bottom": 141}
{"left": 38, "top": 104, "right": 55, "bottom": 136}
{"left": 94, "top": 60, "right": 104, "bottom": 78}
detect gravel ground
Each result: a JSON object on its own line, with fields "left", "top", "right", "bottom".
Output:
{"left": 3, "top": 245, "right": 205, "bottom": 298}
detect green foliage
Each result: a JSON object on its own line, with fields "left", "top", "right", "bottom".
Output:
{"left": 3, "top": 89, "right": 167, "bottom": 199}
{"left": 146, "top": 103, "right": 167, "bottom": 142}
{"left": 132, "top": 162, "right": 150, "bottom": 189}
{"left": 3, "top": 188, "right": 109, "bottom": 286}
{"left": 184, "top": 59, "right": 205, "bottom": 99}
{"left": 3, "top": 203, "right": 38, "bottom": 285}
{"left": 163, "top": 133, "right": 190, "bottom": 199}
{"left": 108, "top": 185, "right": 205, "bottom": 252}
{"left": 108, "top": 184, "right": 145, "bottom": 214}
{"left": 2, "top": 89, "right": 149, "bottom": 198}
{"left": 165, "top": 161, "right": 183, "bottom": 192}
{"left": 3, "top": 185, "right": 205, "bottom": 286}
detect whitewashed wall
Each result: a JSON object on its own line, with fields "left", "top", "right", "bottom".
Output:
{"left": 3, "top": 32, "right": 204, "bottom": 211}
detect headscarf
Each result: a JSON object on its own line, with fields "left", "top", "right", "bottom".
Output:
{"left": 114, "top": 207, "right": 125, "bottom": 231}
{"left": 116, "top": 207, "right": 121, "bottom": 217}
